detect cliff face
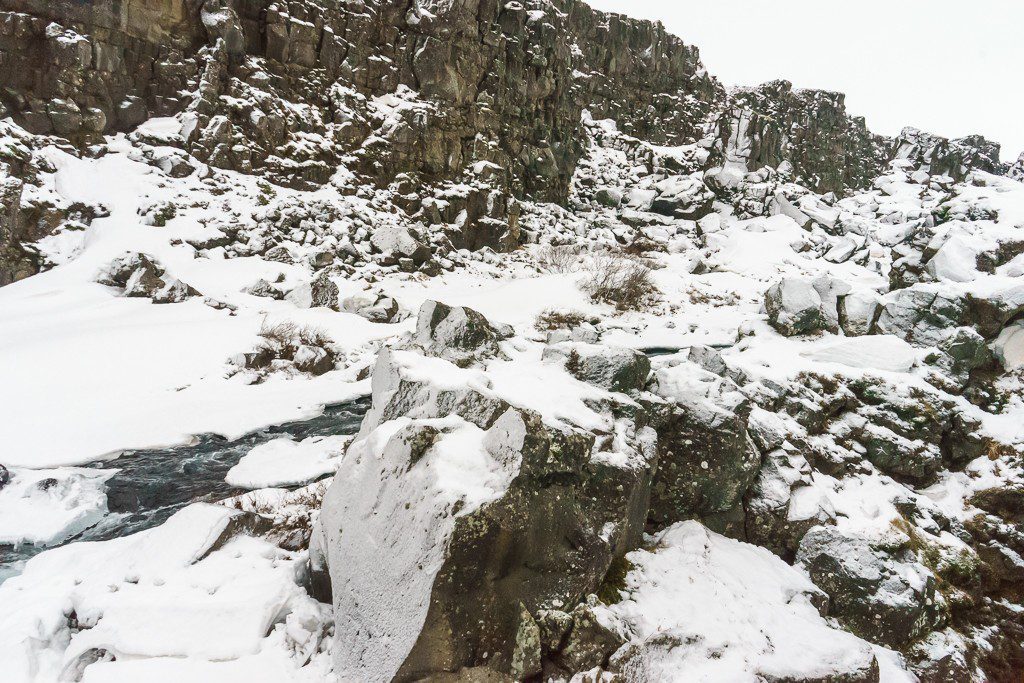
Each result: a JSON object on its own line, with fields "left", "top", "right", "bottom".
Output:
{"left": 0, "top": 0, "right": 1011, "bottom": 286}
{"left": 0, "top": 0, "right": 721, "bottom": 200}
{"left": 0, "top": 0, "right": 1007, "bottom": 203}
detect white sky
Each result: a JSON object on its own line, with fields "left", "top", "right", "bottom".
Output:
{"left": 585, "top": 0, "right": 1024, "bottom": 162}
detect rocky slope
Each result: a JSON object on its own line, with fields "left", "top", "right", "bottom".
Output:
{"left": 0, "top": 1, "right": 1022, "bottom": 682}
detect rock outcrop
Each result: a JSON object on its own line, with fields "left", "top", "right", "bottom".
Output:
{"left": 316, "top": 305, "right": 658, "bottom": 681}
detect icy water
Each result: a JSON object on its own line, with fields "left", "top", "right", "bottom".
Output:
{"left": 0, "top": 398, "right": 369, "bottom": 581}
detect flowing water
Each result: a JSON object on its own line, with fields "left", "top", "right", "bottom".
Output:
{"left": 0, "top": 398, "right": 370, "bottom": 581}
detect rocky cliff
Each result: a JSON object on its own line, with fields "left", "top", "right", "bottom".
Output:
{"left": 0, "top": 2, "right": 1022, "bottom": 682}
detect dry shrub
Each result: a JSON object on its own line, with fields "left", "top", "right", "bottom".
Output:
{"left": 538, "top": 244, "right": 586, "bottom": 273}
{"left": 583, "top": 251, "right": 659, "bottom": 311}
{"left": 535, "top": 309, "right": 588, "bottom": 331}
{"left": 257, "top": 321, "right": 333, "bottom": 361}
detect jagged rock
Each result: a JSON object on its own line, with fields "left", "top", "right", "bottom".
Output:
{"left": 892, "top": 127, "right": 1007, "bottom": 181}
{"left": 907, "top": 630, "right": 972, "bottom": 683}
{"left": 264, "top": 246, "right": 295, "bottom": 264}
{"left": 543, "top": 343, "right": 651, "bottom": 393}
{"left": 510, "top": 604, "right": 542, "bottom": 680}
{"left": 245, "top": 278, "right": 285, "bottom": 300}
{"left": 410, "top": 300, "right": 512, "bottom": 367}
{"left": 838, "top": 291, "right": 880, "bottom": 337}
{"left": 650, "top": 175, "right": 714, "bottom": 220}
{"left": 931, "top": 327, "right": 995, "bottom": 387}
{"left": 287, "top": 271, "right": 340, "bottom": 310}
{"left": 293, "top": 345, "right": 335, "bottom": 376}
{"left": 557, "top": 598, "right": 627, "bottom": 672}
{"left": 370, "top": 224, "right": 430, "bottom": 265}
{"left": 684, "top": 344, "right": 748, "bottom": 385}
{"left": 765, "top": 278, "right": 833, "bottom": 336}
{"left": 873, "top": 288, "right": 969, "bottom": 346}
{"left": 317, "top": 348, "right": 657, "bottom": 681}
{"left": 797, "top": 526, "right": 944, "bottom": 648}
{"left": 594, "top": 188, "right": 623, "bottom": 208}
{"left": 972, "top": 484, "right": 1024, "bottom": 524}
{"left": 1009, "top": 152, "right": 1024, "bottom": 182}
{"left": 0, "top": 463, "right": 9, "bottom": 490}
{"left": 341, "top": 291, "right": 401, "bottom": 323}
{"left": 710, "top": 80, "right": 888, "bottom": 196}
{"left": 536, "top": 609, "right": 574, "bottom": 653}
{"left": 96, "top": 252, "right": 199, "bottom": 303}
{"left": 200, "top": 0, "right": 245, "bottom": 56}
{"left": 0, "top": 163, "right": 34, "bottom": 286}
{"left": 647, "top": 362, "right": 759, "bottom": 528}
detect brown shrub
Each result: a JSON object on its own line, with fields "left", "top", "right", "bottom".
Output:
{"left": 583, "top": 252, "right": 659, "bottom": 311}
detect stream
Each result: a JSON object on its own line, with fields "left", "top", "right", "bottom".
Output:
{"left": 0, "top": 398, "right": 370, "bottom": 581}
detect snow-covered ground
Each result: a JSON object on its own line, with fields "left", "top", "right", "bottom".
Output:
{"left": 1, "top": 81, "right": 1023, "bottom": 681}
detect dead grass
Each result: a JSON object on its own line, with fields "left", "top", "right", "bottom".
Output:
{"left": 535, "top": 309, "right": 588, "bottom": 331}
{"left": 583, "top": 251, "right": 659, "bottom": 311}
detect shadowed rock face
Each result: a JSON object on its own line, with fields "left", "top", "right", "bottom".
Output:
{"left": 0, "top": 0, "right": 206, "bottom": 142}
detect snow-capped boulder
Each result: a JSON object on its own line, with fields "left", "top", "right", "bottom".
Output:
{"left": 543, "top": 342, "right": 651, "bottom": 393}
{"left": 409, "top": 300, "right": 512, "bottom": 367}
{"left": 797, "top": 525, "right": 944, "bottom": 648}
{"left": 369, "top": 223, "right": 430, "bottom": 265}
{"left": 598, "top": 522, "right": 881, "bottom": 682}
{"left": 873, "top": 288, "right": 969, "bottom": 346}
{"left": 286, "top": 271, "right": 341, "bottom": 310}
{"left": 993, "top": 320, "right": 1024, "bottom": 371}
{"left": 245, "top": 278, "right": 285, "bottom": 300}
{"left": 96, "top": 252, "right": 199, "bottom": 303}
{"left": 317, "top": 348, "right": 658, "bottom": 681}
{"left": 341, "top": 291, "right": 401, "bottom": 323}
{"left": 764, "top": 277, "right": 834, "bottom": 336}
{"left": 838, "top": 290, "right": 881, "bottom": 336}
{"left": 649, "top": 175, "right": 714, "bottom": 220}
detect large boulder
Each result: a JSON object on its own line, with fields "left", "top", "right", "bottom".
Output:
{"left": 764, "top": 277, "right": 839, "bottom": 337}
{"left": 649, "top": 175, "right": 715, "bottom": 220}
{"left": 316, "top": 348, "right": 657, "bottom": 681}
{"left": 873, "top": 288, "right": 970, "bottom": 346}
{"left": 409, "top": 300, "right": 512, "bottom": 367}
{"left": 542, "top": 342, "right": 651, "bottom": 394}
{"left": 646, "top": 361, "right": 760, "bottom": 529}
{"left": 797, "top": 525, "right": 945, "bottom": 648}
{"left": 838, "top": 291, "right": 881, "bottom": 337}
{"left": 96, "top": 252, "right": 199, "bottom": 303}
{"left": 342, "top": 291, "right": 402, "bottom": 323}
{"left": 370, "top": 224, "right": 431, "bottom": 265}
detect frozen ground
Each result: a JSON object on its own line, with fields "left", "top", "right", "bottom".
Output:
{"left": 0, "top": 75, "right": 1022, "bottom": 682}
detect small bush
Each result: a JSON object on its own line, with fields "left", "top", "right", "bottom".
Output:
{"left": 257, "top": 321, "right": 333, "bottom": 360}
{"left": 583, "top": 251, "right": 658, "bottom": 311}
{"left": 234, "top": 321, "right": 337, "bottom": 381}
{"left": 535, "top": 309, "right": 588, "bottom": 331}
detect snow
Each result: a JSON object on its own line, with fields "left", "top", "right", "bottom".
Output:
{"left": 225, "top": 435, "right": 351, "bottom": 489}
{"left": 802, "top": 335, "right": 920, "bottom": 372}
{"left": 994, "top": 320, "right": 1024, "bottom": 370}
{"left": 0, "top": 467, "right": 113, "bottom": 546}
{"left": 598, "top": 521, "right": 881, "bottom": 681}
{"left": 0, "top": 504, "right": 328, "bottom": 683}
{"left": 0, "top": 140, "right": 377, "bottom": 467}
{"left": 1, "top": 55, "right": 1023, "bottom": 682}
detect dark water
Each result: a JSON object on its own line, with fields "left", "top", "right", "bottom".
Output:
{"left": 0, "top": 398, "right": 369, "bottom": 579}
{"left": 641, "top": 346, "right": 683, "bottom": 357}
